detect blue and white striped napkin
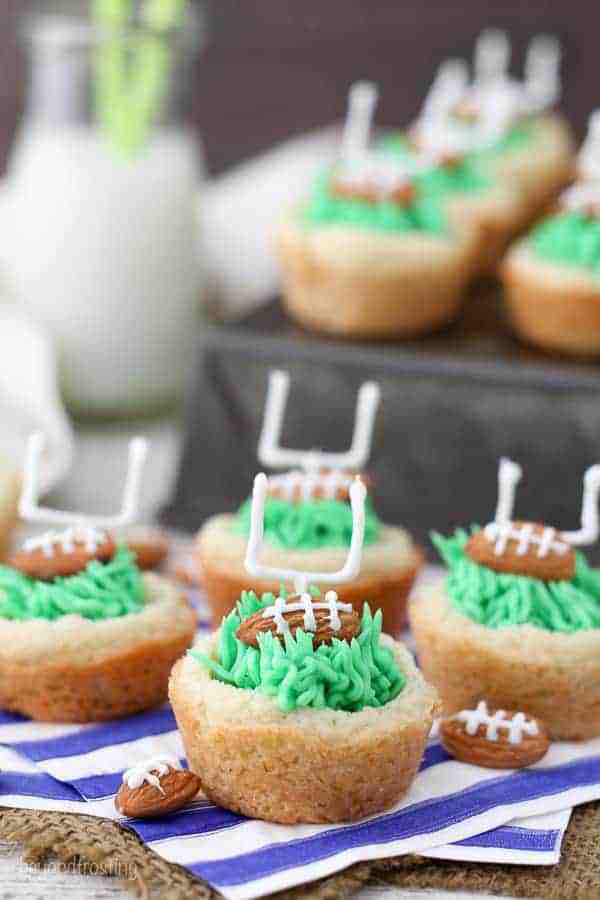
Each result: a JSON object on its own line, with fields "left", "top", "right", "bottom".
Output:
{"left": 0, "top": 585, "right": 597, "bottom": 900}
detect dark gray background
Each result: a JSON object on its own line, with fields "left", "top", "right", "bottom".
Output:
{"left": 0, "top": 1, "right": 598, "bottom": 175}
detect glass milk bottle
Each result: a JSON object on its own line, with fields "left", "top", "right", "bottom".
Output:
{"left": 4, "top": 7, "right": 204, "bottom": 415}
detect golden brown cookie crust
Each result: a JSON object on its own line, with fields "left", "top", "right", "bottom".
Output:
{"left": 196, "top": 515, "right": 423, "bottom": 635}
{"left": 0, "top": 574, "right": 196, "bottom": 723}
{"left": 276, "top": 217, "right": 479, "bottom": 338}
{"left": 501, "top": 244, "right": 600, "bottom": 357}
{"left": 410, "top": 578, "right": 600, "bottom": 740}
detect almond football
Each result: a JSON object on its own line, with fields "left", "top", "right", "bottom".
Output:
{"left": 465, "top": 521, "right": 575, "bottom": 582}
{"left": 10, "top": 534, "right": 116, "bottom": 580}
{"left": 237, "top": 597, "right": 360, "bottom": 648}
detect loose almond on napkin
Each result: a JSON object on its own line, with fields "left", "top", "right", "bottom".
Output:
{"left": 115, "top": 756, "right": 201, "bottom": 818}
{"left": 440, "top": 701, "right": 550, "bottom": 769}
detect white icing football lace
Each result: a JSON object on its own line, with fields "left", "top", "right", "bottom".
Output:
{"left": 481, "top": 457, "right": 600, "bottom": 557}
{"left": 122, "top": 755, "right": 181, "bottom": 795}
{"left": 483, "top": 522, "right": 568, "bottom": 558}
{"left": 261, "top": 590, "right": 353, "bottom": 636}
{"left": 22, "top": 526, "right": 110, "bottom": 559}
{"left": 269, "top": 469, "right": 354, "bottom": 502}
{"left": 335, "top": 153, "right": 417, "bottom": 197}
{"left": 455, "top": 701, "right": 539, "bottom": 745}
{"left": 258, "top": 370, "right": 380, "bottom": 474}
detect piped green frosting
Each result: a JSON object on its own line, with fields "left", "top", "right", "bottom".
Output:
{"left": 233, "top": 496, "right": 381, "bottom": 550}
{"left": 433, "top": 527, "right": 600, "bottom": 632}
{"left": 0, "top": 546, "right": 145, "bottom": 621}
{"left": 303, "top": 172, "right": 447, "bottom": 235}
{"left": 529, "top": 211, "right": 600, "bottom": 280}
{"left": 191, "top": 590, "right": 406, "bottom": 713}
{"left": 381, "top": 121, "right": 533, "bottom": 188}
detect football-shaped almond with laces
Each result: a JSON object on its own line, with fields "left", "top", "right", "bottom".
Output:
{"left": 466, "top": 521, "right": 576, "bottom": 581}
{"left": 10, "top": 529, "right": 117, "bottom": 580}
{"left": 440, "top": 701, "right": 550, "bottom": 769}
{"left": 237, "top": 593, "right": 361, "bottom": 648}
{"left": 267, "top": 469, "right": 373, "bottom": 504}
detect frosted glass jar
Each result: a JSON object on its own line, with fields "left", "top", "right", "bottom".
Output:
{"left": 4, "top": 8, "right": 205, "bottom": 416}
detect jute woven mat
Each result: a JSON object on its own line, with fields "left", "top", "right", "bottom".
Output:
{"left": 2, "top": 803, "right": 600, "bottom": 899}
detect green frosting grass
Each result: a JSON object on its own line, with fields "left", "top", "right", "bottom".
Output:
{"left": 0, "top": 546, "right": 145, "bottom": 621}
{"left": 191, "top": 590, "right": 406, "bottom": 713}
{"left": 433, "top": 528, "right": 600, "bottom": 632}
{"left": 530, "top": 211, "right": 600, "bottom": 280}
{"left": 303, "top": 172, "right": 447, "bottom": 235}
{"left": 233, "top": 495, "right": 381, "bottom": 550}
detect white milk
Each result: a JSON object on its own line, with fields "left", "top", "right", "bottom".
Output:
{"left": 4, "top": 124, "right": 202, "bottom": 414}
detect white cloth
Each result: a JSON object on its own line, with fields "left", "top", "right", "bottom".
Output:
{"left": 201, "top": 128, "right": 339, "bottom": 316}
{"left": 0, "top": 311, "right": 73, "bottom": 493}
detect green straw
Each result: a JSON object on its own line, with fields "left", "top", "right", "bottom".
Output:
{"left": 93, "top": 0, "right": 187, "bottom": 157}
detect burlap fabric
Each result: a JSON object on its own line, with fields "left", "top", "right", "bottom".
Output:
{"left": 1, "top": 802, "right": 600, "bottom": 899}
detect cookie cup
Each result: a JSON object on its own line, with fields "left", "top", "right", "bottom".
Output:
{"left": 483, "top": 114, "right": 575, "bottom": 217}
{"left": 443, "top": 183, "right": 530, "bottom": 274}
{"left": 501, "top": 242, "right": 600, "bottom": 356}
{"left": 0, "top": 573, "right": 196, "bottom": 722}
{"left": 170, "top": 633, "right": 438, "bottom": 824}
{"left": 196, "top": 514, "right": 423, "bottom": 634}
{"left": 410, "top": 577, "right": 600, "bottom": 740}
{"left": 276, "top": 215, "right": 479, "bottom": 338}
{"left": 0, "top": 459, "right": 21, "bottom": 560}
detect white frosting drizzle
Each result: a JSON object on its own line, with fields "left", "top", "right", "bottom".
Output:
{"left": 483, "top": 522, "right": 568, "bottom": 558}
{"left": 245, "top": 473, "right": 367, "bottom": 595}
{"left": 257, "top": 370, "right": 380, "bottom": 477}
{"left": 23, "top": 526, "right": 109, "bottom": 559}
{"left": 269, "top": 469, "right": 354, "bottom": 501}
{"left": 122, "top": 755, "right": 181, "bottom": 794}
{"left": 415, "top": 31, "right": 561, "bottom": 160}
{"left": 455, "top": 701, "right": 539, "bottom": 745}
{"left": 261, "top": 591, "right": 353, "bottom": 636}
